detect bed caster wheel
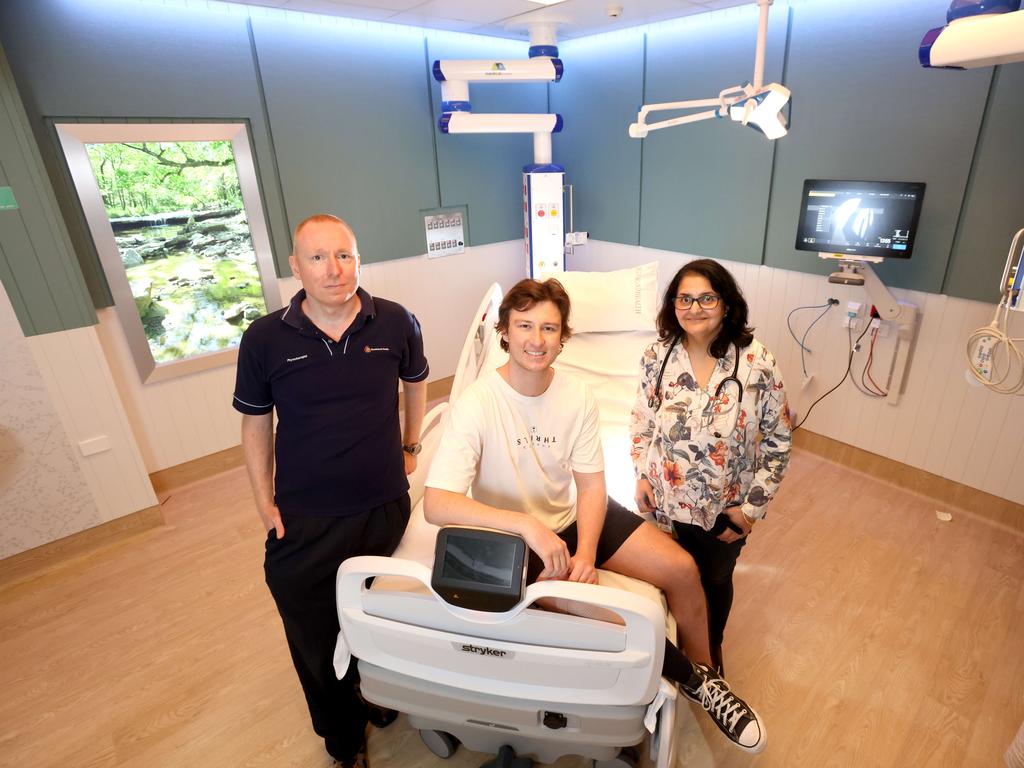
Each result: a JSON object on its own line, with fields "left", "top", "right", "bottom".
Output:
{"left": 595, "top": 745, "right": 639, "bottom": 768}
{"left": 419, "top": 729, "right": 458, "bottom": 759}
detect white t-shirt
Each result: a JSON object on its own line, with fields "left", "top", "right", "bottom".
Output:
{"left": 426, "top": 368, "right": 604, "bottom": 533}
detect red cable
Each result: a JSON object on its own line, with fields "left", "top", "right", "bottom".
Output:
{"left": 866, "top": 328, "right": 888, "bottom": 395}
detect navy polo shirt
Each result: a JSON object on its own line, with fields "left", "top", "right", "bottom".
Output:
{"left": 232, "top": 287, "right": 429, "bottom": 517}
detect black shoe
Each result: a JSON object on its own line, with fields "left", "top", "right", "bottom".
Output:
{"left": 332, "top": 750, "right": 368, "bottom": 768}
{"left": 326, "top": 738, "right": 368, "bottom": 768}
{"left": 681, "top": 663, "right": 765, "bottom": 754}
{"left": 366, "top": 703, "right": 398, "bottom": 729}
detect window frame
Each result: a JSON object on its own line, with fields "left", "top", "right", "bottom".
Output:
{"left": 56, "top": 121, "right": 282, "bottom": 383}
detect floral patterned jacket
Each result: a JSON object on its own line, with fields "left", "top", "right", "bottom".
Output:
{"left": 630, "top": 337, "right": 792, "bottom": 531}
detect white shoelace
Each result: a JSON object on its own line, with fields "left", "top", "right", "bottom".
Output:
{"left": 698, "top": 677, "right": 746, "bottom": 733}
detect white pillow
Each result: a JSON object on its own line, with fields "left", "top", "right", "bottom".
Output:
{"left": 557, "top": 262, "right": 659, "bottom": 333}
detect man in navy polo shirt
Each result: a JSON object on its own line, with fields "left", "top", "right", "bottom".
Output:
{"left": 233, "top": 214, "right": 428, "bottom": 768}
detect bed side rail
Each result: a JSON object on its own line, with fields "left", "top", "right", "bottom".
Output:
{"left": 336, "top": 556, "right": 666, "bottom": 706}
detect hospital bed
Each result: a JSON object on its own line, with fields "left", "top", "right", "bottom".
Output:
{"left": 336, "top": 268, "right": 675, "bottom": 767}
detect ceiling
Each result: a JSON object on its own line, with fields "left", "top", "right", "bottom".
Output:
{"left": 221, "top": 0, "right": 757, "bottom": 39}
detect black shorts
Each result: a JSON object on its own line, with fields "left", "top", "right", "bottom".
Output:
{"left": 526, "top": 497, "right": 644, "bottom": 582}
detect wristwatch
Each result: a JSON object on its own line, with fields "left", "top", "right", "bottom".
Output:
{"left": 403, "top": 442, "right": 422, "bottom": 456}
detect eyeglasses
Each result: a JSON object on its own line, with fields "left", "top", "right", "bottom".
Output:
{"left": 674, "top": 293, "right": 721, "bottom": 310}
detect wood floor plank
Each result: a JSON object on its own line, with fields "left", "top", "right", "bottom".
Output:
{"left": 0, "top": 447, "right": 1021, "bottom": 767}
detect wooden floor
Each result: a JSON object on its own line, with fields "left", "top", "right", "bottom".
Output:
{"left": 1, "top": 448, "right": 1021, "bottom": 768}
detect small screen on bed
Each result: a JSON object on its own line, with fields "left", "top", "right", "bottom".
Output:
{"left": 442, "top": 535, "right": 516, "bottom": 587}
{"left": 432, "top": 527, "right": 527, "bottom": 612}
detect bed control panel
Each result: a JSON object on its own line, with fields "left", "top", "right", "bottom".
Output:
{"left": 432, "top": 526, "right": 527, "bottom": 612}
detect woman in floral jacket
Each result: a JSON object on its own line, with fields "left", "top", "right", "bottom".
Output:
{"left": 632, "top": 259, "right": 791, "bottom": 673}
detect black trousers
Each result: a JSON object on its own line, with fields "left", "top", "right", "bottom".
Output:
{"left": 264, "top": 495, "right": 411, "bottom": 760}
{"left": 672, "top": 519, "right": 746, "bottom": 649}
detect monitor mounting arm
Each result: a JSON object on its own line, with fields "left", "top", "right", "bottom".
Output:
{"left": 824, "top": 258, "right": 915, "bottom": 325}
{"left": 822, "top": 255, "right": 918, "bottom": 405}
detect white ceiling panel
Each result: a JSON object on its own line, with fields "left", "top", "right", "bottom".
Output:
{"left": 279, "top": 0, "right": 403, "bottom": 19}
{"left": 215, "top": 0, "right": 769, "bottom": 39}
{"left": 386, "top": 11, "right": 482, "bottom": 32}
{"left": 408, "top": 0, "right": 541, "bottom": 24}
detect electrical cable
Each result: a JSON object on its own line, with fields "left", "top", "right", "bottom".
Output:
{"left": 786, "top": 299, "right": 838, "bottom": 376}
{"left": 799, "top": 303, "right": 835, "bottom": 377}
{"left": 965, "top": 300, "right": 1024, "bottom": 395}
{"left": 793, "top": 320, "right": 873, "bottom": 431}
{"left": 865, "top": 327, "right": 888, "bottom": 395}
{"left": 851, "top": 324, "right": 885, "bottom": 397}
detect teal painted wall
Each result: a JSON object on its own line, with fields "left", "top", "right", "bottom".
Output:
{"left": 251, "top": 18, "right": 438, "bottom": 264}
{"left": 0, "top": 0, "right": 1020, "bottom": 335}
{"left": 641, "top": 8, "right": 787, "bottom": 265}
{"left": 552, "top": 32, "right": 645, "bottom": 248}
{"left": 555, "top": 0, "right": 1019, "bottom": 302}
{"left": 762, "top": 0, "right": 991, "bottom": 293}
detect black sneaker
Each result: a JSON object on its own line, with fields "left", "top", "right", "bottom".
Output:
{"left": 326, "top": 738, "right": 369, "bottom": 768}
{"left": 681, "top": 663, "right": 766, "bottom": 754}
{"left": 331, "top": 748, "right": 368, "bottom": 768}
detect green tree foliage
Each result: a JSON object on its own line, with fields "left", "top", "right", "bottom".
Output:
{"left": 86, "top": 140, "right": 244, "bottom": 218}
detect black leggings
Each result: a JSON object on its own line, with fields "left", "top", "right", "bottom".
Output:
{"left": 673, "top": 520, "right": 746, "bottom": 649}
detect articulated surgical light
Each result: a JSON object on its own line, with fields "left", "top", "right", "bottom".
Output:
{"left": 629, "top": 0, "right": 790, "bottom": 142}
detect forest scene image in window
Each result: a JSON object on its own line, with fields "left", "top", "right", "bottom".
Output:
{"left": 86, "top": 140, "right": 266, "bottom": 363}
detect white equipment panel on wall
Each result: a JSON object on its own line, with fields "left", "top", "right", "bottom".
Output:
{"left": 524, "top": 167, "right": 565, "bottom": 278}
{"left": 425, "top": 212, "right": 465, "bottom": 259}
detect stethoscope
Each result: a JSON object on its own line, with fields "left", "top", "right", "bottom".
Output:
{"left": 648, "top": 335, "right": 743, "bottom": 438}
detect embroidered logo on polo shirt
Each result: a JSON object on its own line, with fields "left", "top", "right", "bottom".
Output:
{"left": 286, "top": 354, "right": 308, "bottom": 362}
{"left": 364, "top": 346, "right": 390, "bottom": 353}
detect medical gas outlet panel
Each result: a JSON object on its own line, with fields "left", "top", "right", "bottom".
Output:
{"left": 524, "top": 165, "right": 565, "bottom": 278}
{"left": 424, "top": 210, "right": 465, "bottom": 259}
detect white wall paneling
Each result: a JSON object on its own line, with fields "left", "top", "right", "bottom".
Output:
{"left": 24, "top": 324, "right": 156, "bottom": 529}
{"left": 570, "top": 240, "right": 1024, "bottom": 505}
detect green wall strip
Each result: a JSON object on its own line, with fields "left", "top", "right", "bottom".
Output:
{"left": 0, "top": 186, "right": 17, "bottom": 209}
{"left": 553, "top": 33, "right": 645, "bottom": 248}
{"left": 0, "top": 43, "right": 95, "bottom": 336}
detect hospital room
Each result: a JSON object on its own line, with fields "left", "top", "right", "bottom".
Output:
{"left": 1, "top": 0, "right": 1022, "bottom": 765}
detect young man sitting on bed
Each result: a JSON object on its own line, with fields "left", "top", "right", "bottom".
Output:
{"left": 423, "top": 278, "right": 766, "bottom": 754}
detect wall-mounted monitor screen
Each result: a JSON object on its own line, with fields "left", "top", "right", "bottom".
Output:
{"left": 795, "top": 179, "right": 926, "bottom": 260}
